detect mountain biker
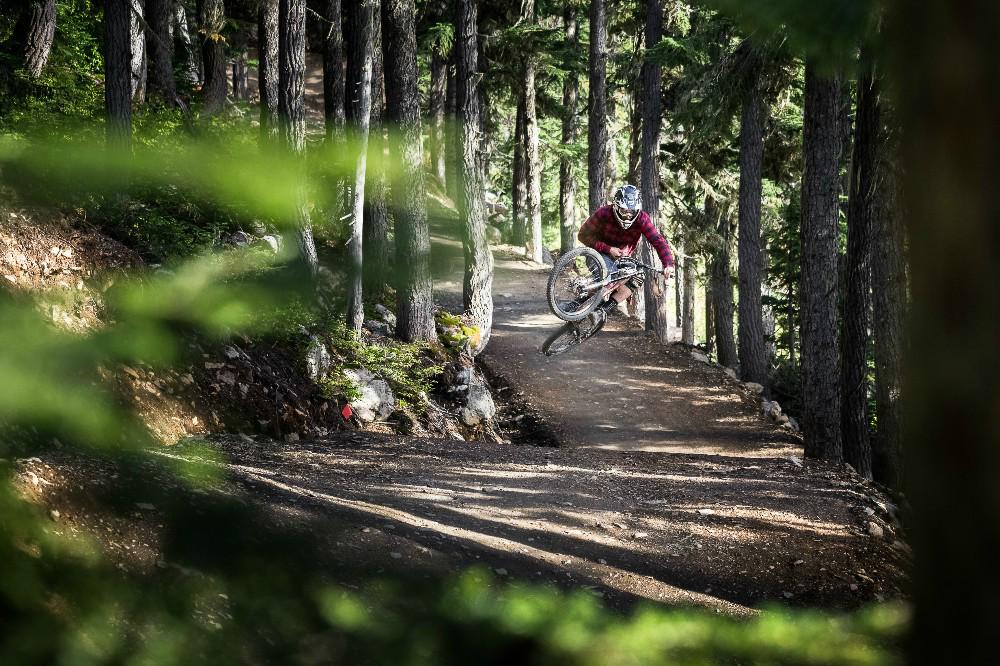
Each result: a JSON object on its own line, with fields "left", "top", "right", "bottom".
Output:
{"left": 577, "top": 184, "right": 675, "bottom": 316}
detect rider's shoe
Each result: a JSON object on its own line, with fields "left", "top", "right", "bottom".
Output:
{"left": 598, "top": 299, "right": 622, "bottom": 317}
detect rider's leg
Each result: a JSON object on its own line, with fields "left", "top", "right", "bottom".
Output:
{"left": 610, "top": 284, "right": 632, "bottom": 304}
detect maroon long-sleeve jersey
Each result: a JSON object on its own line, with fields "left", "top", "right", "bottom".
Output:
{"left": 577, "top": 205, "right": 675, "bottom": 269}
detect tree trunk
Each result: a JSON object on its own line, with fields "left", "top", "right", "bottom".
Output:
{"left": 640, "top": 0, "right": 669, "bottom": 341}
{"left": 737, "top": 50, "right": 769, "bottom": 386}
{"left": 174, "top": 0, "right": 200, "bottom": 85}
{"left": 511, "top": 97, "right": 528, "bottom": 246}
{"left": 278, "top": 0, "right": 319, "bottom": 276}
{"left": 382, "top": 0, "right": 434, "bottom": 341}
{"left": 587, "top": 0, "right": 608, "bottom": 211}
{"left": 322, "top": 0, "right": 346, "bottom": 140}
{"left": 871, "top": 163, "right": 902, "bottom": 489}
{"left": 258, "top": 0, "right": 280, "bottom": 142}
{"left": 231, "top": 28, "right": 249, "bottom": 100}
{"left": 896, "top": 2, "right": 1000, "bottom": 662}
{"left": 130, "top": 0, "right": 147, "bottom": 103}
{"left": 606, "top": 92, "right": 618, "bottom": 188}
{"left": 429, "top": 41, "right": 448, "bottom": 185}
{"left": 445, "top": 55, "right": 459, "bottom": 202}
{"left": 710, "top": 197, "right": 737, "bottom": 369}
{"left": 364, "top": 7, "right": 391, "bottom": 302}
{"left": 147, "top": 0, "right": 177, "bottom": 105}
{"left": 13, "top": 0, "right": 57, "bottom": 79}
{"left": 682, "top": 256, "right": 697, "bottom": 345}
{"left": 841, "top": 58, "right": 879, "bottom": 479}
{"left": 674, "top": 262, "right": 682, "bottom": 326}
{"left": 800, "top": 63, "right": 845, "bottom": 462}
{"left": 521, "top": 0, "right": 542, "bottom": 263}
{"left": 105, "top": 0, "right": 132, "bottom": 150}
{"left": 345, "top": 0, "right": 375, "bottom": 333}
{"left": 198, "top": 0, "right": 227, "bottom": 118}
{"left": 559, "top": 3, "right": 579, "bottom": 254}
{"left": 456, "top": 0, "right": 492, "bottom": 354}
{"left": 705, "top": 278, "right": 715, "bottom": 355}
{"left": 626, "top": 93, "right": 642, "bottom": 185}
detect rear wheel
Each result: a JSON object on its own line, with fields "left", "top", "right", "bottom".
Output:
{"left": 546, "top": 246, "right": 608, "bottom": 322}
{"left": 541, "top": 312, "right": 607, "bottom": 356}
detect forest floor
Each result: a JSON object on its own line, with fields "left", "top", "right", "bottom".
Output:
{"left": 11, "top": 210, "right": 910, "bottom": 616}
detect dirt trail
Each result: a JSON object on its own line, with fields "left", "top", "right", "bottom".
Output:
{"left": 481, "top": 258, "right": 800, "bottom": 457}
{"left": 20, "top": 241, "right": 908, "bottom": 615}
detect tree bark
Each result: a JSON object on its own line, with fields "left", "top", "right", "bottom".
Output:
{"left": 231, "top": 27, "right": 249, "bottom": 100}
{"left": 13, "top": 0, "right": 57, "bottom": 79}
{"left": 258, "top": 0, "right": 280, "bottom": 142}
{"left": 322, "top": 0, "right": 346, "bottom": 141}
{"left": 456, "top": 0, "right": 493, "bottom": 354}
{"left": 130, "top": 0, "right": 147, "bottom": 103}
{"left": 520, "top": 0, "right": 542, "bottom": 263}
{"left": 445, "top": 55, "right": 459, "bottom": 202}
{"left": 511, "top": 97, "right": 527, "bottom": 246}
{"left": 364, "top": 6, "right": 391, "bottom": 302}
{"left": 800, "top": 63, "right": 845, "bottom": 462}
{"left": 278, "top": 0, "right": 319, "bottom": 276}
{"left": 147, "top": 0, "right": 177, "bottom": 105}
{"left": 383, "top": 0, "right": 435, "bottom": 341}
{"left": 345, "top": 0, "right": 375, "bottom": 333}
{"left": 682, "top": 256, "right": 697, "bottom": 345}
{"left": 559, "top": 3, "right": 579, "bottom": 254}
{"left": 587, "top": 0, "right": 608, "bottom": 211}
{"left": 429, "top": 40, "right": 448, "bottom": 185}
{"left": 198, "top": 0, "right": 227, "bottom": 118}
{"left": 705, "top": 278, "right": 715, "bottom": 355}
{"left": 174, "top": 0, "right": 200, "bottom": 85}
{"left": 871, "top": 157, "right": 902, "bottom": 489}
{"left": 841, "top": 58, "right": 879, "bottom": 479}
{"left": 640, "top": 0, "right": 669, "bottom": 340}
{"left": 710, "top": 197, "right": 738, "bottom": 369}
{"left": 626, "top": 93, "right": 642, "bottom": 185}
{"left": 737, "top": 50, "right": 769, "bottom": 386}
{"left": 105, "top": 0, "right": 132, "bottom": 150}
{"left": 896, "top": 3, "right": 1000, "bottom": 662}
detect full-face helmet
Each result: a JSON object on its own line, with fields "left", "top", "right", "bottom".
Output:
{"left": 612, "top": 184, "right": 642, "bottom": 229}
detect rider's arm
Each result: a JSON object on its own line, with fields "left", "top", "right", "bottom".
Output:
{"left": 578, "top": 211, "right": 613, "bottom": 255}
{"left": 638, "top": 215, "right": 675, "bottom": 270}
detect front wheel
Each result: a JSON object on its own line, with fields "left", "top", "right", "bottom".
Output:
{"left": 541, "top": 314, "right": 607, "bottom": 356}
{"left": 546, "top": 246, "right": 608, "bottom": 322}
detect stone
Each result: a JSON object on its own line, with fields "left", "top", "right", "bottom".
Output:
{"left": 541, "top": 247, "right": 555, "bottom": 266}
{"left": 374, "top": 304, "right": 397, "bottom": 328}
{"left": 389, "top": 410, "right": 418, "bottom": 435}
{"left": 867, "top": 521, "right": 884, "bottom": 539}
{"left": 723, "top": 367, "right": 738, "bottom": 380}
{"left": 787, "top": 416, "right": 800, "bottom": 432}
{"left": 225, "top": 230, "right": 253, "bottom": 247}
{"left": 344, "top": 368, "right": 396, "bottom": 423}
{"left": 744, "top": 382, "right": 765, "bottom": 395}
{"left": 697, "top": 508, "right": 715, "bottom": 516}
{"left": 486, "top": 225, "right": 503, "bottom": 244}
{"left": 461, "top": 374, "right": 496, "bottom": 426}
{"left": 363, "top": 319, "right": 392, "bottom": 336}
{"left": 691, "top": 351, "right": 710, "bottom": 363}
{"left": 494, "top": 568, "right": 508, "bottom": 576}
{"left": 777, "top": 414, "right": 790, "bottom": 425}
{"left": 304, "top": 336, "right": 332, "bottom": 381}
{"left": 261, "top": 235, "right": 281, "bottom": 253}
{"left": 766, "top": 401, "right": 782, "bottom": 420}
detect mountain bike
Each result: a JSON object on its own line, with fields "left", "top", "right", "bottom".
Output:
{"left": 542, "top": 247, "right": 659, "bottom": 356}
